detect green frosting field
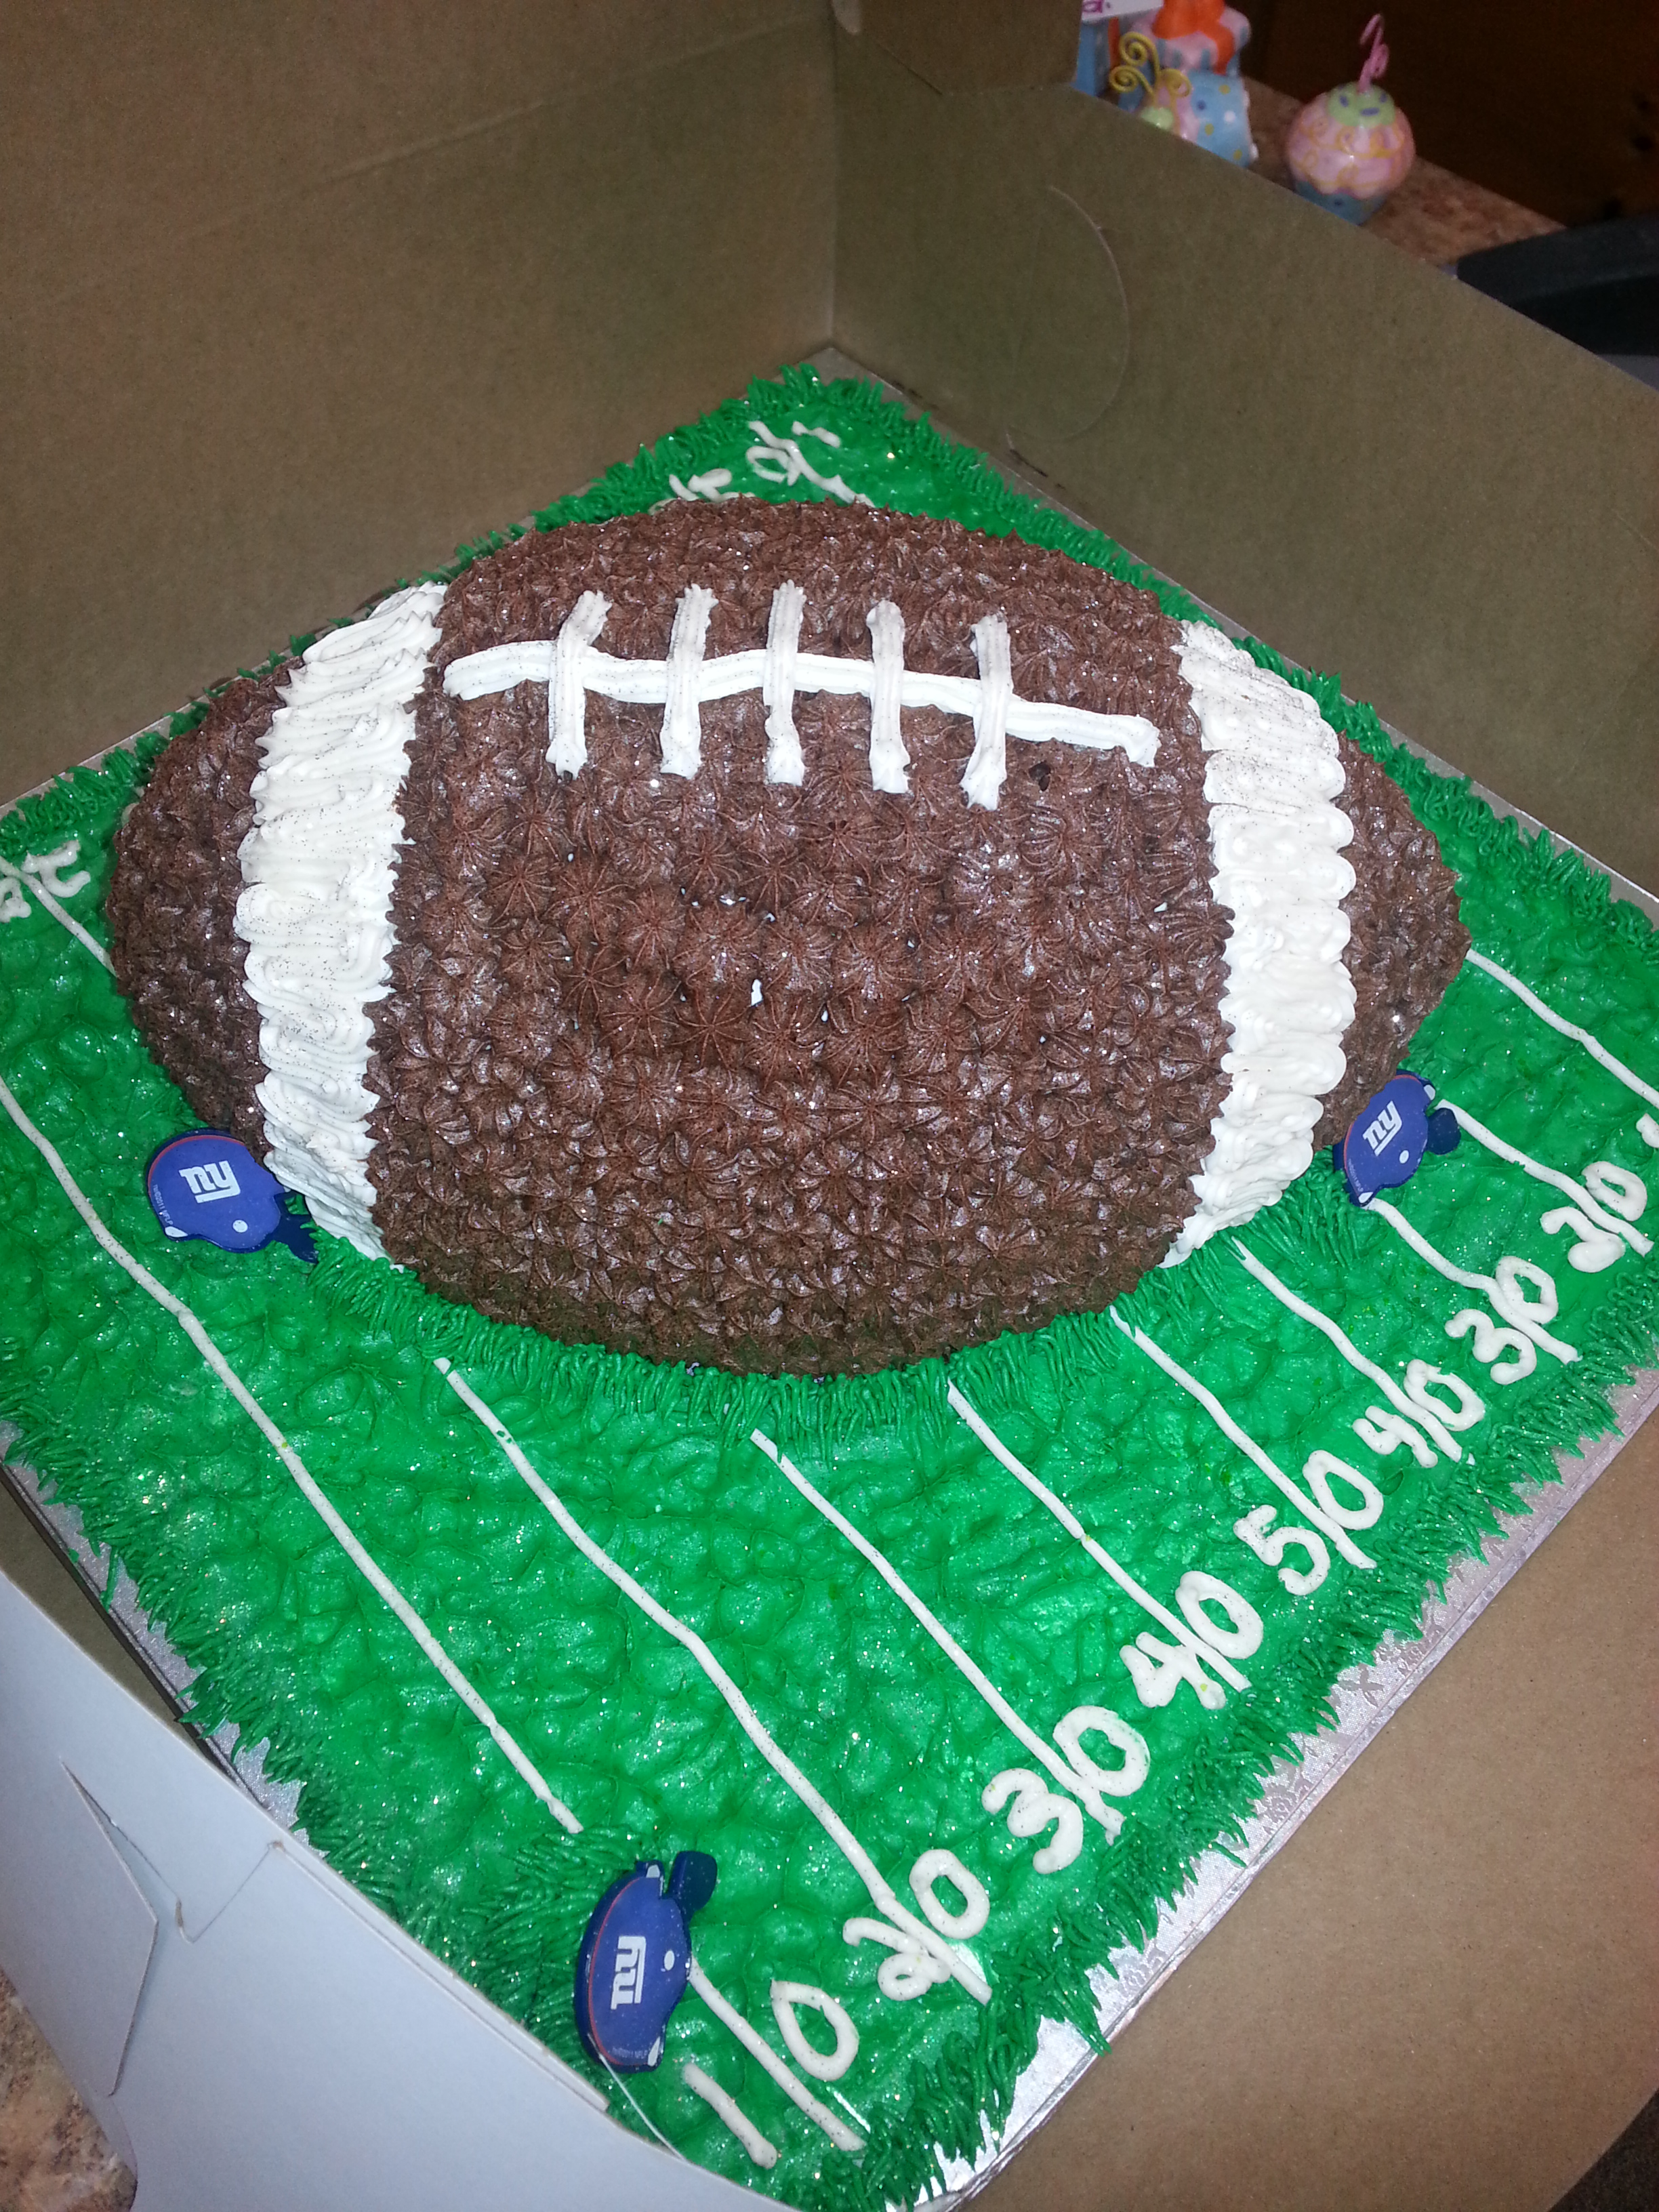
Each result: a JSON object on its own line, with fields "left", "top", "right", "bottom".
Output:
{"left": 1, "top": 368, "right": 1656, "bottom": 2209}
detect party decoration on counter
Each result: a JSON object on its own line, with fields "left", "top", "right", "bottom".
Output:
{"left": 1333, "top": 1072, "right": 1460, "bottom": 1207}
{"left": 1076, "top": 1, "right": 1115, "bottom": 98}
{"left": 1113, "top": 1, "right": 1256, "bottom": 165}
{"left": 1286, "top": 14, "right": 1416, "bottom": 224}
{"left": 1109, "top": 30, "right": 1191, "bottom": 132}
{"left": 1126, "top": 0, "right": 1248, "bottom": 76}
{"left": 1119, "top": 28, "right": 1194, "bottom": 131}
{"left": 574, "top": 1851, "right": 720, "bottom": 2072}
{"left": 146, "top": 1132, "right": 316, "bottom": 1261}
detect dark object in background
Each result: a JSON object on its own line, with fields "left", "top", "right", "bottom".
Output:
{"left": 1551, "top": 2091, "right": 1659, "bottom": 2212}
{"left": 1457, "top": 210, "right": 1659, "bottom": 388}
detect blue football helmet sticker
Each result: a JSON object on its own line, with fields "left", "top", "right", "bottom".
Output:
{"left": 1334, "top": 1073, "right": 1459, "bottom": 1206}
{"left": 573, "top": 1850, "right": 718, "bottom": 2072}
{"left": 147, "top": 1133, "right": 315, "bottom": 1261}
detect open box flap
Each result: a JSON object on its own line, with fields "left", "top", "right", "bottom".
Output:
{"left": 0, "top": 1568, "right": 769, "bottom": 2212}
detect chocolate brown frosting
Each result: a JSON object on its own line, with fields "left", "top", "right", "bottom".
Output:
{"left": 1317, "top": 737, "right": 1468, "bottom": 1147}
{"left": 108, "top": 499, "right": 1467, "bottom": 1376}
{"left": 108, "top": 672, "right": 278, "bottom": 1153}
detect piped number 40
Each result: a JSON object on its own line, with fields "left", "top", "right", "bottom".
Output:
{"left": 1120, "top": 1570, "right": 1271, "bottom": 1714}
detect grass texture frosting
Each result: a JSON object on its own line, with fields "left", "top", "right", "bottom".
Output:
{"left": 1, "top": 368, "right": 1656, "bottom": 2208}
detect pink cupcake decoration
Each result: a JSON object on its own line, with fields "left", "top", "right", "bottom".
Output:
{"left": 1286, "top": 14, "right": 1415, "bottom": 224}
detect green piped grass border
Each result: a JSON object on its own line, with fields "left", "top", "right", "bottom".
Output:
{"left": 1, "top": 363, "right": 1656, "bottom": 2212}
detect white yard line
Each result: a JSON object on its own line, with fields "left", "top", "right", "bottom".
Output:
{"left": 1229, "top": 1243, "right": 1465, "bottom": 1457}
{"left": 438, "top": 1360, "right": 988, "bottom": 2005}
{"left": 1110, "top": 1313, "right": 1378, "bottom": 1571}
{"left": 0, "top": 1067, "right": 580, "bottom": 1834}
{"left": 1466, "top": 949, "right": 1659, "bottom": 1109}
{"left": 753, "top": 1425, "right": 1127, "bottom": 1834}
{"left": 0, "top": 851, "right": 115, "bottom": 972}
{"left": 686, "top": 1959, "right": 863, "bottom": 2154}
{"left": 948, "top": 1380, "right": 1256, "bottom": 1681}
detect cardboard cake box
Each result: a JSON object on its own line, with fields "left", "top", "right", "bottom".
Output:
{"left": 3, "top": 4, "right": 1656, "bottom": 2207}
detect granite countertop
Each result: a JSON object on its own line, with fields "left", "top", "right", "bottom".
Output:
{"left": 0, "top": 1968, "right": 134, "bottom": 2212}
{"left": 1244, "top": 77, "right": 1561, "bottom": 266}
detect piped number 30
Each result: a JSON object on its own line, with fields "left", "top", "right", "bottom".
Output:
{"left": 982, "top": 1706, "right": 1151, "bottom": 1875}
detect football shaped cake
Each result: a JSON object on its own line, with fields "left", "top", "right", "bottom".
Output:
{"left": 108, "top": 499, "right": 1467, "bottom": 1372}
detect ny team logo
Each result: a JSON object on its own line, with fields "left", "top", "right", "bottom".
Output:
{"left": 609, "top": 1935, "right": 648, "bottom": 2009}
{"left": 180, "top": 1158, "right": 241, "bottom": 1202}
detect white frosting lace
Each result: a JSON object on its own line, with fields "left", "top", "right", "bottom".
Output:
{"left": 235, "top": 581, "right": 447, "bottom": 1256}
{"left": 443, "top": 586, "right": 1161, "bottom": 803}
{"left": 1166, "top": 622, "right": 1357, "bottom": 1262}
